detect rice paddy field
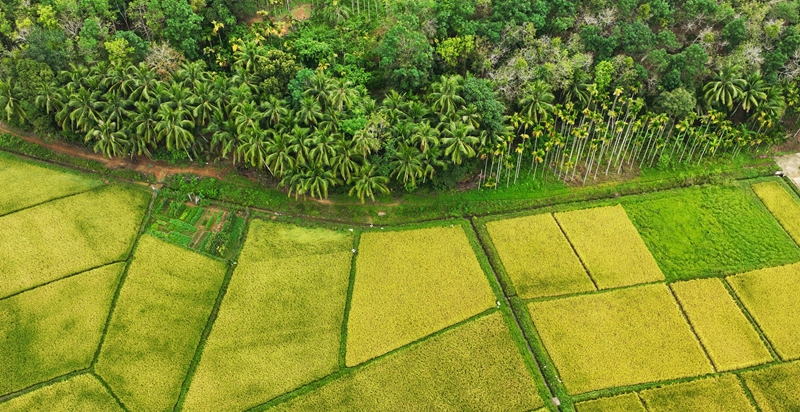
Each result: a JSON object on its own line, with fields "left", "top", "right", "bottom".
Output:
{"left": 4, "top": 151, "right": 800, "bottom": 411}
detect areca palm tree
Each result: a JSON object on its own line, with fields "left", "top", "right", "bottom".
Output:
{"left": 86, "top": 120, "right": 129, "bottom": 158}
{"left": 441, "top": 122, "right": 478, "bottom": 164}
{"left": 390, "top": 143, "right": 424, "bottom": 186}
{"left": 155, "top": 105, "right": 195, "bottom": 151}
{"left": 704, "top": 66, "right": 747, "bottom": 111}
{"left": 349, "top": 164, "right": 390, "bottom": 203}
{"left": 429, "top": 75, "right": 465, "bottom": 116}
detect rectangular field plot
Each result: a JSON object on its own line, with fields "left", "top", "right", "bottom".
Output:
{"left": 554, "top": 205, "right": 664, "bottom": 289}
{"left": 183, "top": 220, "right": 352, "bottom": 412}
{"left": 639, "top": 375, "right": 755, "bottom": 412}
{"left": 0, "top": 264, "right": 123, "bottom": 396}
{"left": 624, "top": 184, "right": 800, "bottom": 281}
{"left": 752, "top": 181, "right": 800, "bottom": 245}
{"left": 742, "top": 361, "right": 800, "bottom": 412}
{"left": 576, "top": 393, "right": 646, "bottom": 412}
{"left": 0, "top": 152, "right": 102, "bottom": 215}
{"left": 528, "top": 284, "right": 712, "bottom": 394}
{"left": 0, "top": 185, "right": 148, "bottom": 298}
{"left": 486, "top": 213, "right": 595, "bottom": 298}
{"left": 671, "top": 278, "right": 771, "bottom": 371}
{"left": 273, "top": 313, "right": 543, "bottom": 411}
{"left": 95, "top": 235, "right": 227, "bottom": 412}
{"left": 728, "top": 263, "right": 800, "bottom": 360}
{"left": 346, "top": 224, "right": 496, "bottom": 366}
{"left": 0, "top": 374, "right": 122, "bottom": 412}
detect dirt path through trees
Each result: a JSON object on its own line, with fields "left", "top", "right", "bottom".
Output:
{"left": 0, "top": 122, "right": 230, "bottom": 182}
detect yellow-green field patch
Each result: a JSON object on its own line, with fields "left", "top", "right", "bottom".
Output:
{"left": 183, "top": 220, "right": 352, "bottom": 412}
{"left": 0, "top": 263, "right": 123, "bottom": 396}
{"left": 273, "top": 313, "right": 542, "bottom": 411}
{"left": 752, "top": 181, "right": 800, "bottom": 245}
{"left": 95, "top": 235, "right": 227, "bottom": 412}
{"left": 554, "top": 205, "right": 664, "bottom": 288}
{"left": 0, "top": 152, "right": 102, "bottom": 215}
{"left": 639, "top": 375, "right": 755, "bottom": 412}
{"left": 529, "top": 284, "right": 711, "bottom": 394}
{"left": 0, "top": 185, "right": 148, "bottom": 298}
{"left": 728, "top": 263, "right": 800, "bottom": 360}
{"left": 742, "top": 361, "right": 800, "bottom": 412}
{"left": 671, "top": 278, "right": 771, "bottom": 371}
{"left": 486, "top": 213, "right": 595, "bottom": 298}
{"left": 575, "top": 393, "right": 646, "bottom": 412}
{"left": 0, "top": 374, "right": 122, "bottom": 411}
{"left": 346, "top": 225, "right": 496, "bottom": 366}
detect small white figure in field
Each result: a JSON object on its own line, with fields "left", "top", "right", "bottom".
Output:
{"left": 349, "top": 228, "right": 353, "bottom": 232}
{"left": 496, "top": 301, "right": 501, "bottom": 308}
{"left": 351, "top": 249, "right": 356, "bottom": 253}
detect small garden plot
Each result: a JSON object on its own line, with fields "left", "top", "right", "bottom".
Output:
{"left": 0, "top": 263, "right": 123, "bottom": 396}
{"left": 346, "top": 224, "right": 496, "bottom": 366}
{"left": 638, "top": 375, "right": 755, "bottom": 412}
{"left": 671, "top": 278, "right": 771, "bottom": 371}
{"left": 273, "top": 313, "right": 542, "bottom": 411}
{"left": 727, "top": 263, "right": 800, "bottom": 360}
{"left": 0, "top": 374, "right": 122, "bottom": 411}
{"left": 741, "top": 361, "right": 800, "bottom": 412}
{"left": 95, "top": 235, "right": 227, "bottom": 412}
{"left": 624, "top": 184, "right": 800, "bottom": 281}
{"left": 752, "top": 181, "right": 800, "bottom": 245}
{"left": 147, "top": 197, "right": 246, "bottom": 259}
{"left": 486, "top": 213, "right": 595, "bottom": 299}
{"left": 528, "top": 284, "right": 712, "bottom": 394}
{"left": 576, "top": 393, "right": 646, "bottom": 412}
{"left": 554, "top": 205, "right": 663, "bottom": 289}
{"left": 0, "top": 152, "right": 102, "bottom": 215}
{"left": 0, "top": 185, "right": 148, "bottom": 298}
{"left": 183, "top": 220, "right": 352, "bottom": 412}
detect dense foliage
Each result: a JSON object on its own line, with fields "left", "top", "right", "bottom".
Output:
{"left": 2, "top": 0, "right": 800, "bottom": 199}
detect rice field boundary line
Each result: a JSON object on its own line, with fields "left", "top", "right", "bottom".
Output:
{"left": 0, "top": 260, "right": 126, "bottom": 303}
{"left": 469, "top": 220, "right": 562, "bottom": 412}
{"left": 521, "top": 279, "right": 666, "bottom": 304}
{"left": 338, "top": 231, "right": 361, "bottom": 369}
{"left": 0, "top": 186, "right": 102, "bottom": 218}
{"left": 248, "top": 308, "right": 499, "bottom": 412}
{"left": 569, "top": 359, "right": 783, "bottom": 403}
{"left": 172, "top": 209, "right": 251, "bottom": 412}
{"left": 91, "top": 371, "right": 130, "bottom": 412}
{"left": 551, "top": 215, "right": 600, "bottom": 291}
{"left": 735, "top": 373, "right": 764, "bottom": 412}
{"left": 90, "top": 192, "right": 157, "bottom": 369}
{"left": 0, "top": 369, "right": 87, "bottom": 404}
{"left": 720, "top": 278, "right": 781, "bottom": 361}
{"left": 635, "top": 391, "right": 653, "bottom": 412}
{"left": 666, "top": 285, "right": 718, "bottom": 372}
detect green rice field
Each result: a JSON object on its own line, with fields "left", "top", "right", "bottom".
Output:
{"left": 4, "top": 152, "right": 800, "bottom": 411}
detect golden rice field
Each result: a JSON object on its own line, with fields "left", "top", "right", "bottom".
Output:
{"left": 5, "top": 151, "right": 800, "bottom": 412}
{"left": 486, "top": 213, "right": 595, "bottom": 298}
{"left": 345, "top": 223, "right": 497, "bottom": 366}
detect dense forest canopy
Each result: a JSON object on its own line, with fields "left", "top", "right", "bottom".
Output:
{"left": 1, "top": 0, "right": 800, "bottom": 199}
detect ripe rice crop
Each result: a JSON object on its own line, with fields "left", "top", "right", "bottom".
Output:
{"left": 576, "top": 393, "right": 646, "bottom": 412}
{"left": 486, "top": 213, "right": 595, "bottom": 298}
{"left": 752, "top": 181, "right": 800, "bottom": 245}
{"left": 95, "top": 235, "right": 227, "bottom": 412}
{"left": 741, "top": 361, "right": 800, "bottom": 412}
{"left": 273, "top": 313, "right": 542, "bottom": 411}
{"left": 0, "top": 185, "right": 148, "bottom": 298}
{"left": 728, "top": 263, "right": 800, "bottom": 360}
{"left": 0, "top": 263, "right": 124, "bottom": 396}
{"left": 0, "top": 374, "right": 122, "bottom": 411}
{"left": 554, "top": 205, "right": 663, "bottom": 289}
{"left": 624, "top": 184, "right": 800, "bottom": 281}
{"left": 183, "top": 220, "right": 352, "bottom": 412}
{"left": 0, "top": 152, "right": 101, "bottom": 215}
{"left": 638, "top": 375, "right": 755, "bottom": 412}
{"left": 345, "top": 224, "right": 496, "bottom": 366}
{"left": 528, "top": 284, "right": 712, "bottom": 394}
{"left": 671, "top": 278, "right": 771, "bottom": 371}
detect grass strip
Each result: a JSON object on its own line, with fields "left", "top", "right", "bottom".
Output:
{"left": 670, "top": 278, "right": 771, "bottom": 371}
{"left": 94, "top": 235, "right": 227, "bottom": 412}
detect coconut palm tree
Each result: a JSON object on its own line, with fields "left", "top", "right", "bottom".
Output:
{"left": 704, "top": 66, "right": 747, "bottom": 111}
{"left": 738, "top": 73, "right": 768, "bottom": 114}
{"left": 155, "top": 105, "right": 195, "bottom": 152}
{"left": 261, "top": 96, "right": 290, "bottom": 127}
{"left": 86, "top": 120, "right": 129, "bottom": 158}
{"left": 390, "top": 143, "right": 424, "bottom": 186}
{"left": 441, "top": 122, "right": 478, "bottom": 164}
{"left": 519, "top": 81, "right": 554, "bottom": 123}
{"left": 60, "top": 87, "right": 104, "bottom": 132}
{"left": 265, "top": 131, "right": 294, "bottom": 176}
{"left": 429, "top": 75, "right": 465, "bottom": 116}
{"left": 412, "top": 121, "right": 439, "bottom": 153}
{"left": 349, "top": 164, "right": 390, "bottom": 203}
{"left": 35, "top": 81, "right": 64, "bottom": 115}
